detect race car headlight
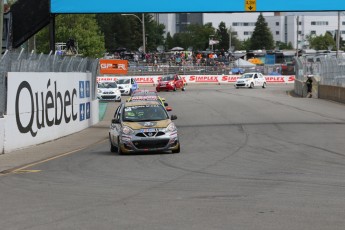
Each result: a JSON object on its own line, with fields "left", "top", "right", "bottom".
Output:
{"left": 166, "top": 122, "right": 177, "bottom": 132}
{"left": 122, "top": 126, "right": 134, "bottom": 135}
{"left": 97, "top": 89, "right": 102, "bottom": 93}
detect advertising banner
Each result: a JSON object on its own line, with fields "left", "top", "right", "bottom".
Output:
{"left": 99, "top": 59, "right": 128, "bottom": 75}
{"left": 5, "top": 72, "right": 95, "bottom": 152}
{"left": 97, "top": 75, "right": 295, "bottom": 85}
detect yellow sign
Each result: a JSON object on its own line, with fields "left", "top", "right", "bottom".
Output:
{"left": 245, "top": 0, "right": 256, "bottom": 11}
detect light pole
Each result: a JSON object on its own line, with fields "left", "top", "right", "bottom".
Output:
{"left": 209, "top": 35, "right": 214, "bottom": 51}
{"left": 122, "top": 13, "right": 146, "bottom": 54}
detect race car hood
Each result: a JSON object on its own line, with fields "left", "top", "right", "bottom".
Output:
{"left": 122, "top": 119, "right": 171, "bottom": 130}
{"left": 159, "top": 81, "right": 171, "bottom": 84}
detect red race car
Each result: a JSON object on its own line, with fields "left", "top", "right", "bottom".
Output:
{"left": 156, "top": 74, "right": 185, "bottom": 92}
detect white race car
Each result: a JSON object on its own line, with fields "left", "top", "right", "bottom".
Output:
{"left": 116, "top": 77, "right": 139, "bottom": 95}
{"left": 97, "top": 81, "right": 121, "bottom": 102}
{"left": 234, "top": 72, "right": 267, "bottom": 89}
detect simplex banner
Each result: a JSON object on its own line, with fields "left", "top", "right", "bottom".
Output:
{"left": 97, "top": 75, "right": 295, "bottom": 84}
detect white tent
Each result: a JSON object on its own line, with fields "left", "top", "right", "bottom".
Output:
{"left": 234, "top": 58, "right": 256, "bottom": 67}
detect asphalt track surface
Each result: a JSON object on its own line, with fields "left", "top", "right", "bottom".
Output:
{"left": 1, "top": 84, "right": 345, "bottom": 230}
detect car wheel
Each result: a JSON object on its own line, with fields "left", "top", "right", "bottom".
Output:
{"left": 262, "top": 82, "right": 266, "bottom": 88}
{"left": 173, "top": 86, "right": 177, "bottom": 91}
{"left": 156, "top": 88, "right": 160, "bottom": 92}
{"left": 110, "top": 135, "right": 117, "bottom": 152}
{"left": 172, "top": 143, "right": 180, "bottom": 153}
{"left": 182, "top": 86, "right": 185, "bottom": 91}
{"left": 250, "top": 82, "right": 254, "bottom": 88}
{"left": 117, "top": 137, "right": 123, "bottom": 155}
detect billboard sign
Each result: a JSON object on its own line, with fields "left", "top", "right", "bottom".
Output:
{"left": 51, "top": 0, "right": 345, "bottom": 13}
{"left": 99, "top": 59, "right": 128, "bottom": 75}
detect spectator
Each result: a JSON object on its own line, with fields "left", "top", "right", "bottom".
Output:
{"left": 306, "top": 75, "right": 313, "bottom": 98}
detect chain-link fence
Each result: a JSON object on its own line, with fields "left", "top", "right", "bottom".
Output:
{"left": 295, "top": 55, "right": 345, "bottom": 87}
{"left": 0, "top": 49, "right": 99, "bottom": 116}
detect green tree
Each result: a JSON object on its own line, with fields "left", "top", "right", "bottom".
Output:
{"left": 36, "top": 14, "right": 105, "bottom": 58}
{"left": 308, "top": 32, "right": 336, "bottom": 50}
{"left": 144, "top": 15, "right": 166, "bottom": 52}
{"left": 165, "top": 32, "right": 174, "bottom": 50}
{"left": 97, "top": 14, "right": 165, "bottom": 53}
{"left": 228, "top": 28, "right": 242, "bottom": 51}
{"left": 276, "top": 41, "right": 294, "bottom": 50}
{"left": 216, "top": 22, "right": 229, "bottom": 51}
{"left": 176, "top": 23, "right": 215, "bottom": 51}
{"left": 240, "top": 38, "right": 251, "bottom": 50}
{"left": 250, "top": 13, "right": 274, "bottom": 50}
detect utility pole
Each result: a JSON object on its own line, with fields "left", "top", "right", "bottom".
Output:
{"left": 296, "top": 16, "right": 299, "bottom": 57}
{"left": 336, "top": 11, "right": 340, "bottom": 58}
{"left": 0, "top": 0, "right": 3, "bottom": 54}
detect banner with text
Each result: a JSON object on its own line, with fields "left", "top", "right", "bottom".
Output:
{"left": 97, "top": 75, "right": 295, "bottom": 85}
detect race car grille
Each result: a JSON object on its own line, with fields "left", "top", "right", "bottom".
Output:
{"left": 236, "top": 84, "right": 246, "bottom": 86}
{"left": 136, "top": 131, "right": 165, "bottom": 137}
{"left": 132, "top": 139, "right": 170, "bottom": 149}
{"left": 101, "top": 95, "right": 117, "bottom": 99}
{"left": 103, "top": 92, "right": 115, "bottom": 94}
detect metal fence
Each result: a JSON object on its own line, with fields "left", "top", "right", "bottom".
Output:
{"left": 295, "top": 55, "right": 345, "bottom": 86}
{"left": 0, "top": 49, "right": 99, "bottom": 116}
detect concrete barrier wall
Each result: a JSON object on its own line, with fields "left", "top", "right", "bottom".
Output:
{"left": 319, "top": 85, "right": 345, "bottom": 104}
{"left": 0, "top": 118, "right": 4, "bottom": 154}
{"left": 3, "top": 72, "right": 99, "bottom": 153}
{"left": 294, "top": 76, "right": 319, "bottom": 98}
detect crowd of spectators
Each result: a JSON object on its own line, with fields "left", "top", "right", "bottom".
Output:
{"left": 113, "top": 49, "right": 232, "bottom": 69}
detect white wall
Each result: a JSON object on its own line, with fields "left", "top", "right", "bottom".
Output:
{"left": 4, "top": 72, "right": 99, "bottom": 153}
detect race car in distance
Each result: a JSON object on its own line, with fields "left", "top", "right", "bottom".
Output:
{"left": 131, "top": 89, "right": 158, "bottom": 97}
{"left": 234, "top": 72, "right": 267, "bottom": 89}
{"left": 116, "top": 77, "right": 139, "bottom": 95}
{"left": 109, "top": 101, "right": 180, "bottom": 154}
{"left": 97, "top": 81, "right": 121, "bottom": 102}
{"left": 127, "top": 95, "right": 172, "bottom": 111}
{"left": 156, "top": 74, "right": 185, "bottom": 92}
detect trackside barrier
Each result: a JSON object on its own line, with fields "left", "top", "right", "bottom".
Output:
{"left": 97, "top": 75, "right": 295, "bottom": 85}
{"left": 0, "top": 118, "right": 4, "bottom": 154}
{"left": 2, "top": 72, "right": 99, "bottom": 154}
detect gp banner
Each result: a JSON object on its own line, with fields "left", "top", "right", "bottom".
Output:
{"left": 97, "top": 75, "right": 295, "bottom": 84}
{"left": 99, "top": 59, "right": 128, "bottom": 75}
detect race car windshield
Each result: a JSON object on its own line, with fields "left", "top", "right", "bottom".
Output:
{"left": 122, "top": 105, "right": 168, "bottom": 122}
{"left": 161, "top": 75, "right": 175, "bottom": 81}
{"left": 240, "top": 74, "right": 254, "bottom": 79}
{"left": 98, "top": 82, "right": 117, "bottom": 88}
{"left": 117, "top": 79, "right": 130, "bottom": 84}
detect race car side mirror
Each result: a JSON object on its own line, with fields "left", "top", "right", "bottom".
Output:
{"left": 170, "top": 115, "right": 177, "bottom": 120}
{"left": 112, "top": 118, "right": 120, "bottom": 124}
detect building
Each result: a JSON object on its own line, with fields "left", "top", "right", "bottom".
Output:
{"left": 157, "top": 12, "right": 345, "bottom": 49}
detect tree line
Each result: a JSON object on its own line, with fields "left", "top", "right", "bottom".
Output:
{"left": 33, "top": 13, "right": 343, "bottom": 58}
